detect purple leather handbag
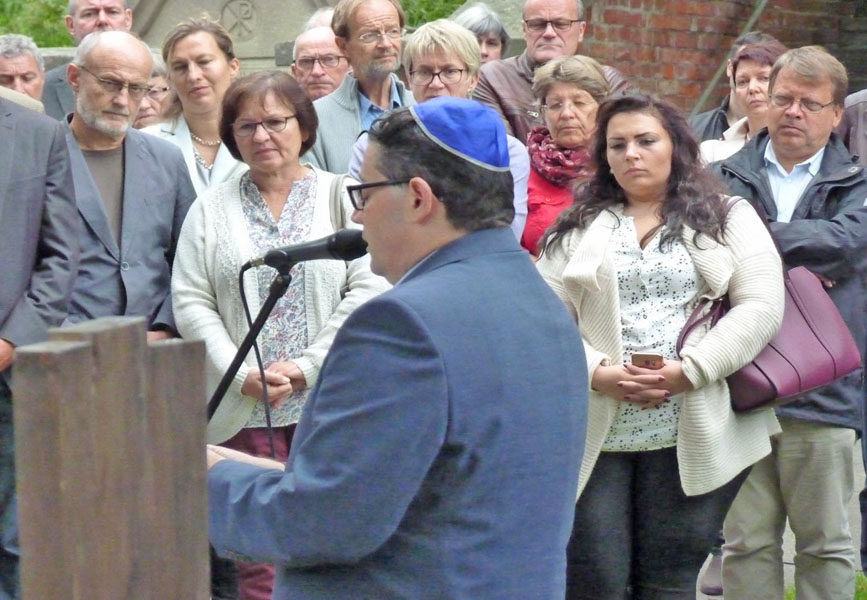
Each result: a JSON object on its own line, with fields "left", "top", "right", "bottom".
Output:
{"left": 677, "top": 265, "right": 862, "bottom": 412}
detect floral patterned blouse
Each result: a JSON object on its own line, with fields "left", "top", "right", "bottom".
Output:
{"left": 602, "top": 215, "right": 704, "bottom": 452}
{"left": 239, "top": 170, "right": 317, "bottom": 427}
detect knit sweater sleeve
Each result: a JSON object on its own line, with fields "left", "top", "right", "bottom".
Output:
{"left": 679, "top": 200, "right": 785, "bottom": 389}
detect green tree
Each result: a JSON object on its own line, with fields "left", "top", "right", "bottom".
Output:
{"left": 403, "top": 0, "right": 466, "bottom": 28}
{"left": 0, "top": 0, "right": 72, "bottom": 47}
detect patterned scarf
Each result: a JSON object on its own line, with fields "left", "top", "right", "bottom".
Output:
{"left": 527, "top": 126, "right": 593, "bottom": 187}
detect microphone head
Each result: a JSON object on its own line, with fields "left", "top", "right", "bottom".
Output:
{"left": 329, "top": 229, "right": 368, "bottom": 261}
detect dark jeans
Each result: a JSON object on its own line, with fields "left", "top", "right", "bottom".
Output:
{"left": 566, "top": 447, "right": 748, "bottom": 600}
{"left": 0, "top": 378, "right": 19, "bottom": 600}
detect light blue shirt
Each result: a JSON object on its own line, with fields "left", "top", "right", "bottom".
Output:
{"left": 358, "top": 74, "right": 405, "bottom": 132}
{"left": 763, "top": 142, "right": 825, "bottom": 223}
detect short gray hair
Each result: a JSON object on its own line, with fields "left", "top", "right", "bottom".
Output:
{"left": 72, "top": 30, "right": 151, "bottom": 69}
{"left": 452, "top": 3, "right": 509, "bottom": 54}
{"left": 303, "top": 7, "right": 334, "bottom": 32}
{"left": 149, "top": 48, "right": 167, "bottom": 78}
{"left": 0, "top": 34, "right": 44, "bottom": 72}
{"left": 67, "top": 0, "right": 129, "bottom": 16}
{"left": 522, "top": 0, "right": 585, "bottom": 20}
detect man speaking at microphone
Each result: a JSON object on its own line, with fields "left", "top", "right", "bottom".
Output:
{"left": 206, "top": 97, "right": 589, "bottom": 600}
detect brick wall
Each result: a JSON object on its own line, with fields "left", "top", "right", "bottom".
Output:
{"left": 581, "top": 0, "right": 867, "bottom": 113}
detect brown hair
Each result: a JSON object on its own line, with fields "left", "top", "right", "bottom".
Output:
{"left": 768, "top": 45, "right": 848, "bottom": 107}
{"left": 220, "top": 71, "right": 318, "bottom": 160}
{"left": 730, "top": 40, "right": 788, "bottom": 82}
{"left": 331, "top": 0, "right": 406, "bottom": 39}
{"left": 531, "top": 54, "right": 610, "bottom": 107}
{"left": 161, "top": 16, "right": 236, "bottom": 121}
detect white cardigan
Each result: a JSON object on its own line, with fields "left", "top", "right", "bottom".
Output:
{"left": 537, "top": 199, "right": 785, "bottom": 497}
{"left": 172, "top": 168, "right": 390, "bottom": 443}
{"left": 143, "top": 115, "right": 249, "bottom": 195}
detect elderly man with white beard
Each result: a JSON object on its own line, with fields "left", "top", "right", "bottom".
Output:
{"left": 62, "top": 30, "right": 195, "bottom": 338}
{"left": 305, "top": 0, "right": 414, "bottom": 173}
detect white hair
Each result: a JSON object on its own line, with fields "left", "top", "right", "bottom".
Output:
{"left": 0, "top": 34, "right": 44, "bottom": 72}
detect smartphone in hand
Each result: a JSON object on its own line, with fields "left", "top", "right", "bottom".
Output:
{"left": 631, "top": 352, "right": 665, "bottom": 369}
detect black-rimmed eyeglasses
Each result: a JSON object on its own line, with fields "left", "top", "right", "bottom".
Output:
{"left": 232, "top": 115, "right": 297, "bottom": 137}
{"left": 523, "top": 18, "right": 583, "bottom": 32}
{"left": 346, "top": 179, "right": 411, "bottom": 210}
{"left": 294, "top": 55, "right": 348, "bottom": 71}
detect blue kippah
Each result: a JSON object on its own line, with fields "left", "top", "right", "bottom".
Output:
{"left": 409, "top": 97, "right": 510, "bottom": 172}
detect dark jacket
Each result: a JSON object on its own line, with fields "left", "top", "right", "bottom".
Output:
{"left": 474, "top": 50, "right": 631, "bottom": 145}
{"left": 712, "top": 130, "right": 867, "bottom": 430}
{"left": 689, "top": 96, "right": 731, "bottom": 143}
{"left": 838, "top": 89, "right": 867, "bottom": 166}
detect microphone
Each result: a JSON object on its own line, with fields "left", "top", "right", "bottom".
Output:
{"left": 245, "top": 229, "right": 368, "bottom": 270}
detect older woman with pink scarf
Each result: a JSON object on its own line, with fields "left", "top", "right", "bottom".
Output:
{"left": 521, "top": 55, "right": 610, "bottom": 257}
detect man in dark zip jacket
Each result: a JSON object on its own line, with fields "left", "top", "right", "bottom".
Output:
{"left": 711, "top": 46, "right": 867, "bottom": 599}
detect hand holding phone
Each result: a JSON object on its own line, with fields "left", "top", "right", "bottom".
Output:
{"left": 630, "top": 352, "right": 665, "bottom": 370}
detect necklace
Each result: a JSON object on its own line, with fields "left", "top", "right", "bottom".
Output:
{"left": 190, "top": 131, "right": 221, "bottom": 147}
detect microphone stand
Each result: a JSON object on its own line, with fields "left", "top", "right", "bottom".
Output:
{"left": 207, "top": 268, "right": 293, "bottom": 421}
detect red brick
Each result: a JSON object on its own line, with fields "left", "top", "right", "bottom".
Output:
{"left": 602, "top": 8, "right": 644, "bottom": 27}
{"left": 649, "top": 14, "right": 693, "bottom": 31}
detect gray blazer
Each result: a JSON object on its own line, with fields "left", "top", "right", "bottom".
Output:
{"left": 307, "top": 73, "right": 414, "bottom": 174}
{"left": 41, "top": 63, "right": 75, "bottom": 121}
{"left": 0, "top": 98, "right": 78, "bottom": 367}
{"left": 63, "top": 123, "right": 196, "bottom": 331}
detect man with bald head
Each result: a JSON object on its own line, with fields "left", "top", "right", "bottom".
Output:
{"left": 473, "top": 0, "right": 630, "bottom": 144}
{"left": 42, "top": 0, "right": 132, "bottom": 119}
{"left": 291, "top": 26, "right": 351, "bottom": 100}
{"left": 63, "top": 31, "right": 195, "bottom": 338}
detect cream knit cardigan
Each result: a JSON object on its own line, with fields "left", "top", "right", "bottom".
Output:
{"left": 172, "top": 168, "right": 390, "bottom": 444}
{"left": 536, "top": 199, "right": 785, "bottom": 497}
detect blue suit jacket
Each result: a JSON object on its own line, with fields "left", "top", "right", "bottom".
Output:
{"left": 63, "top": 122, "right": 196, "bottom": 330}
{"left": 41, "top": 64, "right": 75, "bottom": 121}
{"left": 209, "top": 227, "right": 588, "bottom": 599}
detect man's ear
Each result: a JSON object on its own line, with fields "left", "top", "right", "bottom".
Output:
{"left": 67, "top": 63, "right": 80, "bottom": 93}
{"left": 406, "top": 176, "right": 438, "bottom": 223}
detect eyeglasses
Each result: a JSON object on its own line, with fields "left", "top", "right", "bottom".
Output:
{"left": 357, "top": 27, "right": 403, "bottom": 44}
{"left": 294, "top": 55, "right": 348, "bottom": 71}
{"left": 541, "top": 99, "right": 595, "bottom": 115}
{"left": 146, "top": 86, "right": 170, "bottom": 100}
{"left": 232, "top": 115, "right": 297, "bottom": 137}
{"left": 523, "top": 19, "right": 582, "bottom": 33}
{"left": 769, "top": 94, "right": 835, "bottom": 114}
{"left": 79, "top": 65, "right": 151, "bottom": 99}
{"left": 408, "top": 68, "right": 466, "bottom": 86}
{"left": 346, "top": 179, "right": 411, "bottom": 210}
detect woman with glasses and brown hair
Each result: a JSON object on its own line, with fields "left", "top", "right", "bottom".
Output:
{"left": 144, "top": 17, "right": 248, "bottom": 194}
{"left": 522, "top": 54, "right": 609, "bottom": 257}
{"left": 172, "top": 71, "right": 387, "bottom": 600}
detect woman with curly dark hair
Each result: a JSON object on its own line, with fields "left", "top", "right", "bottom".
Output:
{"left": 536, "top": 94, "right": 785, "bottom": 599}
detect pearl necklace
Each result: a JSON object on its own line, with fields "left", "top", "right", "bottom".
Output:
{"left": 190, "top": 131, "right": 221, "bottom": 147}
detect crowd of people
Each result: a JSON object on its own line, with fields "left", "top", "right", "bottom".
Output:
{"left": 1, "top": 0, "right": 867, "bottom": 599}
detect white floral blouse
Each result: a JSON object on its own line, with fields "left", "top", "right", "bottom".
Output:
{"left": 240, "top": 170, "right": 317, "bottom": 427}
{"left": 602, "top": 215, "right": 704, "bottom": 452}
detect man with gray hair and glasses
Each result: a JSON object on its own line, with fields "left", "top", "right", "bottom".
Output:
{"left": 291, "top": 26, "right": 351, "bottom": 101}
{"left": 62, "top": 31, "right": 195, "bottom": 340}
{"left": 712, "top": 45, "right": 867, "bottom": 600}
{"left": 0, "top": 34, "right": 45, "bottom": 101}
{"left": 42, "top": 0, "right": 132, "bottom": 120}
{"left": 473, "top": 0, "right": 629, "bottom": 145}
{"left": 305, "top": 0, "right": 414, "bottom": 173}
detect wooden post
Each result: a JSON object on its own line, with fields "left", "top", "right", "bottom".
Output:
{"left": 13, "top": 317, "right": 208, "bottom": 600}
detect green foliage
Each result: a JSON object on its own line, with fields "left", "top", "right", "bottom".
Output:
{"left": 0, "top": 0, "right": 72, "bottom": 47}
{"left": 403, "top": 0, "right": 467, "bottom": 29}
{"left": 786, "top": 572, "right": 867, "bottom": 599}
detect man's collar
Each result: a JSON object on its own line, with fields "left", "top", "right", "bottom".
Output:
{"left": 764, "top": 139, "right": 825, "bottom": 177}
{"left": 358, "top": 73, "right": 402, "bottom": 112}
